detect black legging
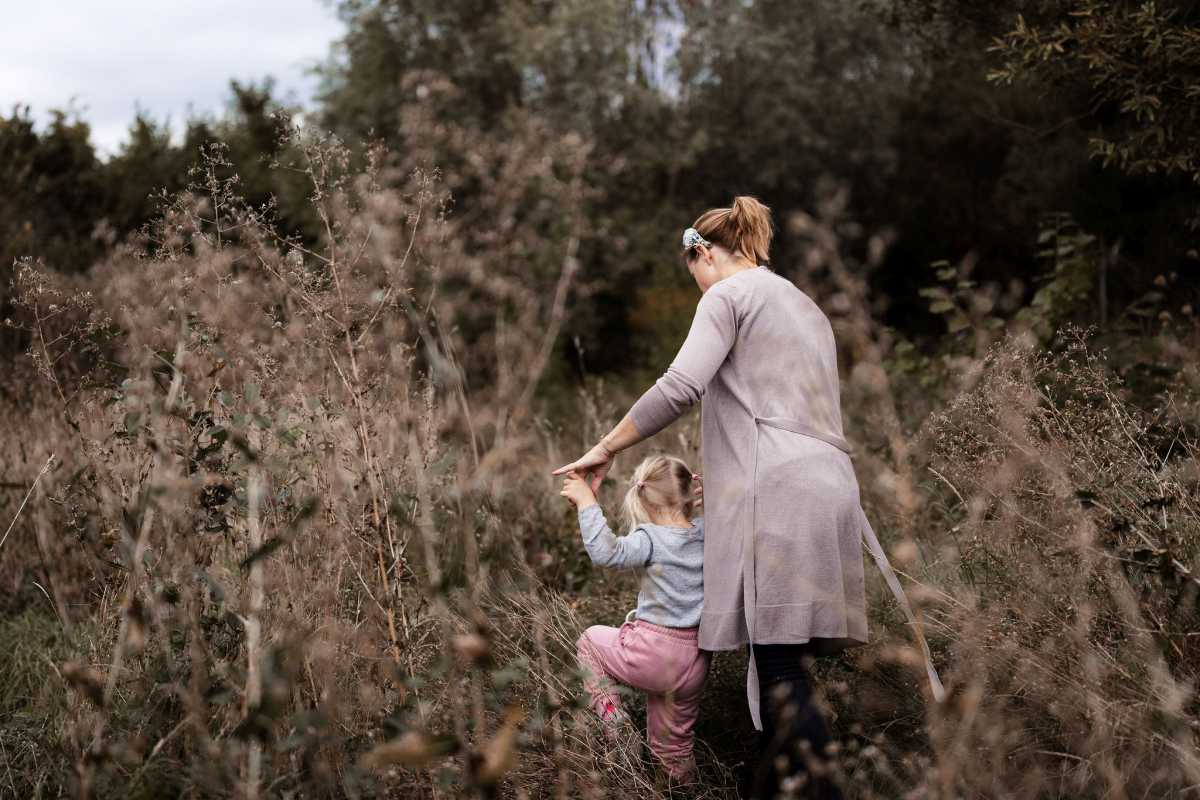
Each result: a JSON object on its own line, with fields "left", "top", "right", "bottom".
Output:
{"left": 751, "top": 643, "right": 843, "bottom": 800}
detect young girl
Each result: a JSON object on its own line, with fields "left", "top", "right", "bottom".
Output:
{"left": 560, "top": 454, "right": 709, "bottom": 781}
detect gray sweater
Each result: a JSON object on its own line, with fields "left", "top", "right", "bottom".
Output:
{"left": 577, "top": 504, "right": 704, "bottom": 628}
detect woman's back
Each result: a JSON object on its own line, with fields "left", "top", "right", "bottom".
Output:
{"left": 708, "top": 267, "right": 845, "bottom": 442}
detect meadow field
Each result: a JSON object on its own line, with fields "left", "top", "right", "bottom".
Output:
{"left": 3, "top": 2, "right": 1200, "bottom": 797}
{"left": 2, "top": 131, "right": 1198, "bottom": 797}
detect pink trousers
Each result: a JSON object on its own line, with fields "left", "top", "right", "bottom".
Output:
{"left": 576, "top": 619, "right": 711, "bottom": 779}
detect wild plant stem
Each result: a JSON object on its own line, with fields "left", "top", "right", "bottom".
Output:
{"left": 0, "top": 453, "right": 54, "bottom": 555}
{"left": 244, "top": 462, "right": 265, "bottom": 800}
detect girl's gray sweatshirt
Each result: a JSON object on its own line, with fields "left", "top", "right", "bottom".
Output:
{"left": 577, "top": 504, "right": 704, "bottom": 628}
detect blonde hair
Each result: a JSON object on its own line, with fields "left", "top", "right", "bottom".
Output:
{"left": 691, "top": 195, "right": 774, "bottom": 264}
{"left": 622, "top": 455, "right": 695, "bottom": 528}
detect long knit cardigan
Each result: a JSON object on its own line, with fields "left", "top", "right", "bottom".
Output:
{"left": 628, "top": 266, "right": 943, "bottom": 728}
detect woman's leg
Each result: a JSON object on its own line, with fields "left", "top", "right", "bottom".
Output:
{"left": 751, "top": 642, "right": 841, "bottom": 800}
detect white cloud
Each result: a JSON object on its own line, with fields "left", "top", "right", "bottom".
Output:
{"left": 0, "top": 0, "right": 345, "bottom": 155}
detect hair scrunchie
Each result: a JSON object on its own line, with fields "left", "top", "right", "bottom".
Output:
{"left": 682, "top": 227, "right": 710, "bottom": 250}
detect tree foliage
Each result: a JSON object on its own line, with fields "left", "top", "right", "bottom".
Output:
{"left": 2, "top": 0, "right": 1198, "bottom": 370}
{"left": 0, "top": 108, "right": 105, "bottom": 274}
{"left": 989, "top": 0, "right": 1200, "bottom": 184}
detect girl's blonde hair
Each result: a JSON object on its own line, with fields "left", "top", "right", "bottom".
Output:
{"left": 690, "top": 195, "right": 774, "bottom": 264}
{"left": 622, "top": 454, "right": 695, "bottom": 528}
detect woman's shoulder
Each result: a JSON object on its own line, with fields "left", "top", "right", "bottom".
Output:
{"left": 737, "top": 268, "right": 827, "bottom": 319}
{"left": 701, "top": 269, "right": 760, "bottom": 315}
{"left": 717, "top": 266, "right": 796, "bottom": 301}
{"left": 743, "top": 265, "right": 800, "bottom": 292}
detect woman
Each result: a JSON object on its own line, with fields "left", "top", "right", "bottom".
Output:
{"left": 554, "top": 196, "right": 889, "bottom": 797}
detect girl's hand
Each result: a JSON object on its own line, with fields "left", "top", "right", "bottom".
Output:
{"left": 691, "top": 473, "right": 703, "bottom": 508}
{"left": 560, "top": 471, "right": 598, "bottom": 510}
{"left": 552, "top": 444, "right": 612, "bottom": 493}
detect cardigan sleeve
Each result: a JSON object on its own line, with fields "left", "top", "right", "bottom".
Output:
{"left": 628, "top": 283, "right": 739, "bottom": 438}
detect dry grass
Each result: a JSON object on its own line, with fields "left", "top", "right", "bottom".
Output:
{"left": 0, "top": 128, "right": 1198, "bottom": 799}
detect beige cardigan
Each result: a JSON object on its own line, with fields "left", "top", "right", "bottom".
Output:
{"left": 630, "top": 265, "right": 867, "bottom": 649}
{"left": 629, "top": 266, "right": 942, "bottom": 727}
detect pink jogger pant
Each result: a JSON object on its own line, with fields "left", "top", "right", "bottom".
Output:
{"left": 576, "top": 619, "right": 711, "bottom": 778}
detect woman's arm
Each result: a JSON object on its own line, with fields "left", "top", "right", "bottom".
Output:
{"left": 553, "top": 284, "right": 739, "bottom": 488}
{"left": 627, "top": 285, "right": 739, "bottom": 438}
{"left": 550, "top": 415, "right": 643, "bottom": 490}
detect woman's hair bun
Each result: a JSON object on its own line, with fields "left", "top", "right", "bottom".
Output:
{"left": 692, "top": 196, "right": 774, "bottom": 264}
{"left": 731, "top": 197, "right": 771, "bottom": 249}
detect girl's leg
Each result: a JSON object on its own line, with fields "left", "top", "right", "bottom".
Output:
{"left": 751, "top": 643, "right": 842, "bottom": 800}
{"left": 646, "top": 650, "right": 710, "bottom": 780}
{"left": 576, "top": 625, "right": 630, "bottom": 722}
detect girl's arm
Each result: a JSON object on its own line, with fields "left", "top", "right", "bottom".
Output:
{"left": 577, "top": 505, "right": 652, "bottom": 570}
{"left": 559, "top": 471, "right": 651, "bottom": 569}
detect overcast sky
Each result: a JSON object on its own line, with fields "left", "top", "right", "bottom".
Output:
{"left": 1, "top": 1, "right": 345, "bottom": 156}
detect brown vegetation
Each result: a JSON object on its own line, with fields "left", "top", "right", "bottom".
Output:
{"left": 2, "top": 127, "right": 1199, "bottom": 799}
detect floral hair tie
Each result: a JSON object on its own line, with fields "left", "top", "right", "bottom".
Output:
{"left": 682, "top": 227, "right": 711, "bottom": 250}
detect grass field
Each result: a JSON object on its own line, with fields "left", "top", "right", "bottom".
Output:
{"left": 1, "top": 134, "right": 1198, "bottom": 799}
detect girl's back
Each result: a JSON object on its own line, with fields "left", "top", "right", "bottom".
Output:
{"left": 577, "top": 506, "right": 704, "bottom": 628}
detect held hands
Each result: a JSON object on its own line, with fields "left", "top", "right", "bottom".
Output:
{"left": 559, "top": 471, "right": 598, "bottom": 511}
{"left": 551, "top": 443, "right": 613, "bottom": 493}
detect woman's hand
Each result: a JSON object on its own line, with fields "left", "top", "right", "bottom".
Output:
{"left": 552, "top": 443, "right": 613, "bottom": 493}
{"left": 560, "top": 471, "right": 598, "bottom": 510}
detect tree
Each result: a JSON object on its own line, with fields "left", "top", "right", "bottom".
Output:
{"left": 989, "top": 0, "right": 1200, "bottom": 186}
{"left": 317, "top": 0, "right": 921, "bottom": 370}
{"left": 877, "top": 0, "right": 1199, "bottom": 335}
{"left": 103, "top": 114, "right": 193, "bottom": 238}
{"left": 0, "top": 107, "right": 106, "bottom": 273}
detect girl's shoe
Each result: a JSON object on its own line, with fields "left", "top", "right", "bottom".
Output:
{"left": 598, "top": 699, "right": 631, "bottom": 727}
{"left": 664, "top": 759, "right": 699, "bottom": 784}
